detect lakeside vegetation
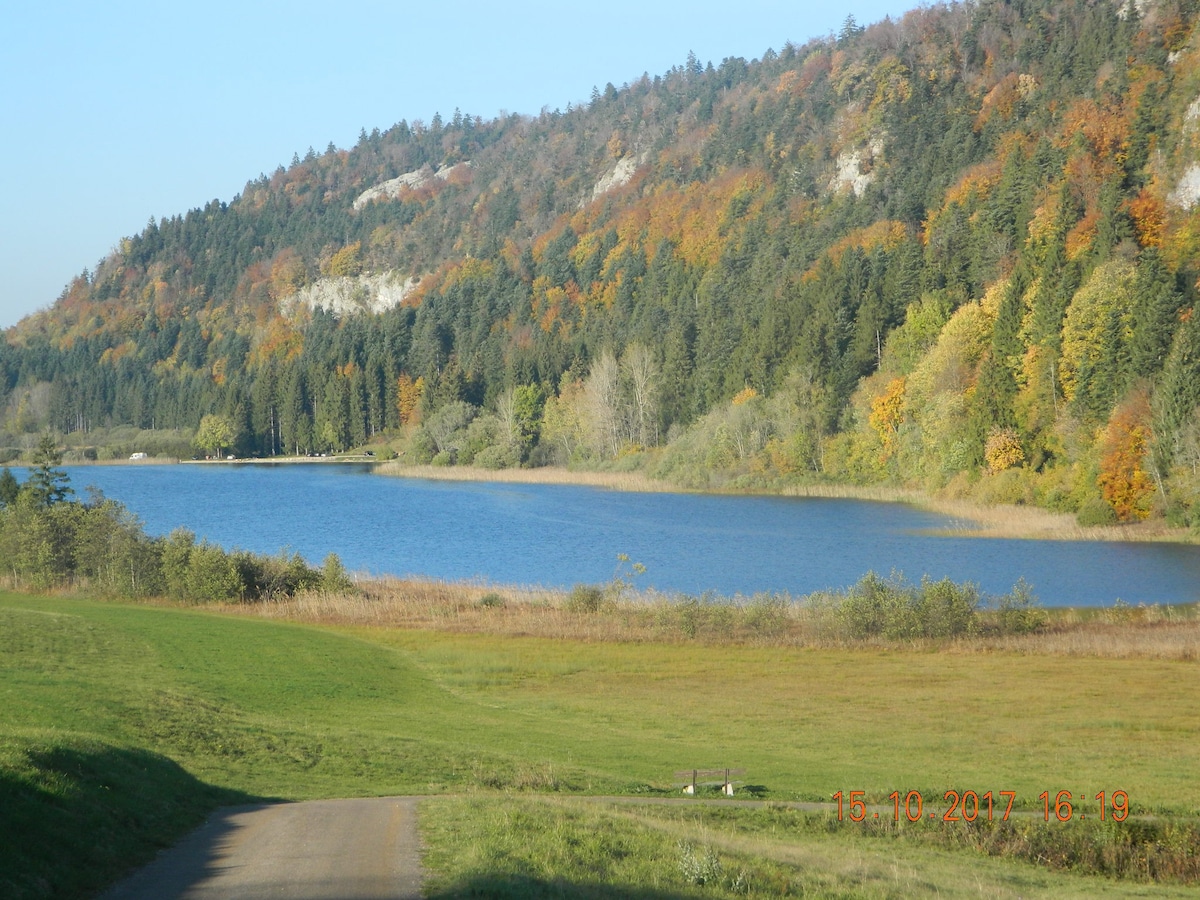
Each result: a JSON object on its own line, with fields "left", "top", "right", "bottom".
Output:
{"left": 231, "top": 569, "right": 1200, "bottom": 665}
{"left": 0, "top": 437, "right": 350, "bottom": 601}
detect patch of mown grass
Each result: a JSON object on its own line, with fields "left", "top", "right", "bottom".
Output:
{"left": 419, "top": 796, "right": 1200, "bottom": 898}
{"left": 0, "top": 735, "right": 250, "bottom": 900}
{"left": 371, "top": 629, "right": 1200, "bottom": 814}
{"left": 0, "top": 594, "right": 630, "bottom": 799}
{"left": 0, "top": 593, "right": 624, "bottom": 896}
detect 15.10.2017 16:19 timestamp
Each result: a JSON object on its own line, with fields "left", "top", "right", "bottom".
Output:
{"left": 832, "top": 790, "right": 1130, "bottom": 823}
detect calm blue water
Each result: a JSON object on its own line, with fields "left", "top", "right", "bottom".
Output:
{"left": 31, "top": 464, "right": 1200, "bottom": 607}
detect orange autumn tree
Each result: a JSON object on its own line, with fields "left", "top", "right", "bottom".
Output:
{"left": 1096, "top": 390, "right": 1156, "bottom": 522}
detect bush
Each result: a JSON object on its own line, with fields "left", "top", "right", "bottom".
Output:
{"left": 320, "top": 553, "right": 353, "bottom": 592}
{"left": 742, "top": 592, "right": 789, "bottom": 636}
{"left": 917, "top": 576, "right": 979, "bottom": 637}
{"left": 460, "top": 415, "right": 504, "bottom": 465}
{"left": 989, "top": 579, "right": 1046, "bottom": 634}
{"left": 566, "top": 584, "right": 605, "bottom": 613}
{"left": 408, "top": 429, "right": 437, "bottom": 464}
{"left": 1076, "top": 498, "right": 1119, "bottom": 527}
{"left": 233, "top": 550, "right": 321, "bottom": 599}
{"left": 186, "top": 542, "right": 244, "bottom": 602}
{"left": 473, "top": 443, "right": 519, "bottom": 469}
{"left": 478, "top": 592, "right": 506, "bottom": 608}
{"left": 836, "top": 572, "right": 982, "bottom": 639}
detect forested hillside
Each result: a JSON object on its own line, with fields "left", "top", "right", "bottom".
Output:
{"left": 5, "top": 0, "right": 1200, "bottom": 526}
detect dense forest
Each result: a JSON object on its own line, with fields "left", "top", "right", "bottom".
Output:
{"left": 4, "top": 0, "right": 1200, "bottom": 527}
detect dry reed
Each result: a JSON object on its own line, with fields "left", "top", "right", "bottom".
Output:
{"left": 223, "top": 577, "right": 1200, "bottom": 660}
{"left": 375, "top": 463, "right": 673, "bottom": 492}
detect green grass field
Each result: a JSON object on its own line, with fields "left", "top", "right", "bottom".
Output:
{"left": 2, "top": 591, "right": 1198, "bottom": 897}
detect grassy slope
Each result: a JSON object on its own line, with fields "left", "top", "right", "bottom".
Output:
{"left": 2, "top": 591, "right": 1198, "bottom": 897}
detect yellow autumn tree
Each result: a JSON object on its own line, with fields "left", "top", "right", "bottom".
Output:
{"left": 327, "top": 242, "right": 363, "bottom": 277}
{"left": 984, "top": 427, "right": 1024, "bottom": 473}
{"left": 868, "top": 377, "right": 906, "bottom": 457}
{"left": 397, "top": 374, "right": 424, "bottom": 426}
{"left": 1059, "top": 260, "right": 1135, "bottom": 401}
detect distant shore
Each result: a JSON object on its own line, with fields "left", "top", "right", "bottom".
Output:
{"left": 180, "top": 454, "right": 378, "bottom": 465}
{"left": 377, "top": 461, "right": 1197, "bottom": 544}
{"left": 59, "top": 454, "right": 378, "bottom": 466}
{"left": 42, "top": 453, "right": 1197, "bottom": 544}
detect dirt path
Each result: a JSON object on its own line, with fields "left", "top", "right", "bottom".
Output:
{"left": 99, "top": 796, "right": 422, "bottom": 900}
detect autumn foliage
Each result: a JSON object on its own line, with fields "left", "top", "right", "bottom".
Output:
{"left": 984, "top": 427, "right": 1025, "bottom": 474}
{"left": 868, "top": 378, "right": 906, "bottom": 458}
{"left": 1097, "top": 392, "right": 1156, "bottom": 522}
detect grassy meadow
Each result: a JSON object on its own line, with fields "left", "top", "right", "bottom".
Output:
{"left": 2, "top": 588, "right": 1198, "bottom": 897}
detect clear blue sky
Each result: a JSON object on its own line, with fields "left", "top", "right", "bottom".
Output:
{"left": 0, "top": 0, "right": 918, "bottom": 329}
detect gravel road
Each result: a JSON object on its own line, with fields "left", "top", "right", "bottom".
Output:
{"left": 99, "top": 796, "right": 423, "bottom": 900}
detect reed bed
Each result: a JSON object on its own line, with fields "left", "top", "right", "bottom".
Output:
{"left": 375, "top": 462, "right": 1199, "bottom": 542}
{"left": 784, "top": 483, "right": 1195, "bottom": 542}
{"left": 375, "top": 462, "right": 672, "bottom": 492}
{"left": 229, "top": 577, "right": 1200, "bottom": 660}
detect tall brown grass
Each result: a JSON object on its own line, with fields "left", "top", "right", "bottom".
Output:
{"left": 228, "top": 577, "right": 1200, "bottom": 660}
{"left": 376, "top": 463, "right": 673, "bottom": 492}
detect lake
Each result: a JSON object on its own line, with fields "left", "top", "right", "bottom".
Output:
{"left": 38, "top": 463, "right": 1200, "bottom": 607}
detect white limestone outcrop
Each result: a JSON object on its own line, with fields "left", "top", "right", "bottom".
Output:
{"left": 352, "top": 162, "right": 471, "bottom": 210}
{"left": 282, "top": 272, "right": 419, "bottom": 316}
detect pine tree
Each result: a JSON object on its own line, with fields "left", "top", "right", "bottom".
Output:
{"left": 26, "top": 436, "right": 73, "bottom": 507}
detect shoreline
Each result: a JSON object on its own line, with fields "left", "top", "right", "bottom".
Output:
{"left": 39, "top": 454, "right": 1196, "bottom": 544}
{"left": 378, "top": 461, "right": 1197, "bottom": 544}
{"left": 54, "top": 454, "right": 379, "bottom": 467}
{"left": 180, "top": 455, "right": 378, "bottom": 465}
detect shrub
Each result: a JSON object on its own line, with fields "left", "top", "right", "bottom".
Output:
{"left": 186, "top": 542, "right": 244, "bottom": 602}
{"left": 478, "top": 592, "right": 505, "bottom": 608}
{"left": 320, "top": 553, "right": 353, "bottom": 592}
{"left": 836, "top": 572, "right": 982, "bottom": 639}
{"left": 677, "top": 841, "right": 722, "bottom": 886}
{"left": 473, "top": 443, "right": 519, "bottom": 469}
{"left": 989, "top": 579, "right": 1046, "bottom": 633}
{"left": 408, "top": 429, "right": 437, "bottom": 464}
{"left": 566, "top": 584, "right": 605, "bottom": 613}
{"left": 917, "top": 576, "right": 979, "bottom": 637}
{"left": 743, "top": 592, "right": 789, "bottom": 636}
{"left": 0, "top": 468, "right": 335, "bottom": 604}
{"left": 837, "top": 571, "right": 895, "bottom": 638}
{"left": 1076, "top": 498, "right": 1119, "bottom": 527}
